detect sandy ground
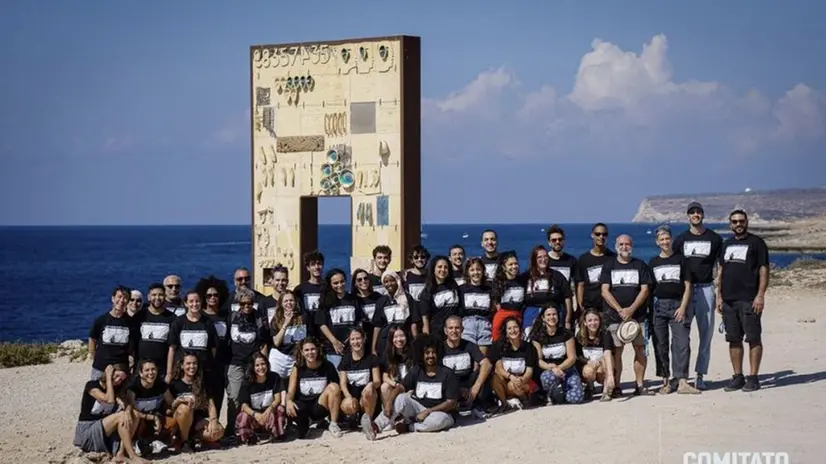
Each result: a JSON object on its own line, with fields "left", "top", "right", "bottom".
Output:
{"left": 2, "top": 287, "right": 825, "bottom": 464}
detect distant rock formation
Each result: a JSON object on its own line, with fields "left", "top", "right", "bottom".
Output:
{"left": 631, "top": 188, "right": 826, "bottom": 223}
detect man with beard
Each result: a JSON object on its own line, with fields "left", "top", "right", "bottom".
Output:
{"left": 480, "top": 230, "right": 500, "bottom": 283}
{"left": 546, "top": 224, "right": 577, "bottom": 327}
{"left": 672, "top": 202, "right": 724, "bottom": 390}
{"left": 87, "top": 286, "right": 136, "bottom": 380}
{"left": 132, "top": 283, "right": 176, "bottom": 380}
{"left": 600, "top": 235, "right": 654, "bottom": 396}
{"left": 449, "top": 245, "right": 466, "bottom": 286}
{"left": 162, "top": 275, "right": 186, "bottom": 316}
{"left": 369, "top": 246, "right": 393, "bottom": 295}
{"left": 294, "top": 251, "right": 325, "bottom": 338}
{"left": 222, "top": 267, "right": 269, "bottom": 316}
{"left": 576, "top": 224, "right": 616, "bottom": 316}
{"left": 717, "top": 210, "right": 769, "bottom": 393}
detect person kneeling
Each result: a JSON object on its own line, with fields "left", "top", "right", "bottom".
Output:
{"left": 235, "top": 353, "right": 287, "bottom": 445}
{"left": 167, "top": 354, "right": 224, "bottom": 453}
{"left": 338, "top": 328, "right": 382, "bottom": 440}
{"left": 529, "top": 306, "right": 585, "bottom": 405}
{"left": 285, "top": 338, "right": 343, "bottom": 438}
{"left": 487, "top": 317, "right": 537, "bottom": 413}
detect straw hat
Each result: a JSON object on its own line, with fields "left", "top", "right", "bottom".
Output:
{"left": 617, "top": 320, "right": 641, "bottom": 344}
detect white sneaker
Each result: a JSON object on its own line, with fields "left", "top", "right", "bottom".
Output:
{"left": 150, "top": 440, "right": 167, "bottom": 454}
{"left": 328, "top": 421, "right": 343, "bottom": 438}
{"left": 132, "top": 441, "right": 143, "bottom": 456}
{"left": 374, "top": 414, "right": 394, "bottom": 432}
{"left": 506, "top": 398, "right": 523, "bottom": 410}
{"left": 360, "top": 414, "right": 377, "bottom": 441}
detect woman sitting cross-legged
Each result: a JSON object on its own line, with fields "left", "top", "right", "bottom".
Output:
{"left": 487, "top": 316, "right": 537, "bottom": 413}
{"left": 338, "top": 327, "right": 382, "bottom": 440}
{"left": 73, "top": 364, "right": 148, "bottom": 463}
{"left": 529, "top": 305, "right": 585, "bottom": 405}
{"left": 127, "top": 359, "right": 175, "bottom": 456}
{"left": 167, "top": 353, "right": 224, "bottom": 453}
{"left": 285, "top": 337, "right": 343, "bottom": 439}
{"left": 575, "top": 308, "right": 616, "bottom": 401}
{"left": 235, "top": 352, "right": 287, "bottom": 445}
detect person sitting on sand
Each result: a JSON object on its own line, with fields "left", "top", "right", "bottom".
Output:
{"left": 388, "top": 334, "right": 460, "bottom": 434}
{"left": 166, "top": 353, "right": 224, "bottom": 453}
{"left": 285, "top": 337, "right": 343, "bottom": 439}
{"left": 371, "top": 271, "right": 418, "bottom": 356}
{"left": 441, "top": 315, "right": 492, "bottom": 417}
{"left": 337, "top": 328, "right": 381, "bottom": 440}
{"left": 575, "top": 309, "right": 616, "bottom": 401}
{"left": 234, "top": 353, "right": 286, "bottom": 445}
{"left": 458, "top": 258, "right": 495, "bottom": 354}
{"left": 73, "top": 364, "right": 148, "bottom": 463}
{"left": 377, "top": 325, "right": 414, "bottom": 431}
{"left": 487, "top": 316, "right": 537, "bottom": 413}
{"left": 128, "top": 359, "right": 174, "bottom": 456}
{"left": 529, "top": 306, "right": 585, "bottom": 405}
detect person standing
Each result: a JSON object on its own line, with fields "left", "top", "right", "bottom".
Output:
{"left": 672, "top": 201, "right": 723, "bottom": 390}
{"left": 717, "top": 210, "right": 769, "bottom": 392}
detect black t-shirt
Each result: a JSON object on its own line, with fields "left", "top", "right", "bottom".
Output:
{"left": 487, "top": 340, "right": 537, "bottom": 375}
{"left": 128, "top": 380, "right": 168, "bottom": 414}
{"left": 575, "top": 250, "right": 617, "bottom": 309}
{"left": 228, "top": 310, "right": 269, "bottom": 366}
{"left": 338, "top": 352, "right": 378, "bottom": 389}
{"left": 548, "top": 252, "right": 578, "bottom": 285}
{"left": 202, "top": 311, "right": 230, "bottom": 365}
{"left": 442, "top": 339, "right": 484, "bottom": 382}
{"left": 294, "top": 282, "right": 323, "bottom": 337}
{"left": 371, "top": 294, "right": 418, "bottom": 349}
{"left": 575, "top": 330, "right": 614, "bottom": 364}
{"left": 496, "top": 276, "right": 527, "bottom": 312}
{"left": 220, "top": 290, "right": 269, "bottom": 315}
{"left": 89, "top": 311, "right": 135, "bottom": 371}
{"left": 533, "top": 328, "right": 573, "bottom": 366}
{"left": 381, "top": 354, "right": 412, "bottom": 383}
{"left": 402, "top": 271, "right": 428, "bottom": 302}
{"left": 452, "top": 268, "right": 466, "bottom": 286}
{"left": 314, "top": 294, "right": 366, "bottom": 352}
{"left": 401, "top": 365, "right": 460, "bottom": 410}
{"left": 458, "top": 283, "right": 494, "bottom": 318}
{"left": 294, "top": 360, "right": 339, "bottom": 403}
{"left": 239, "top": 372, "right": 283, "bottom": 412}
{"left": 599, "top": 258, "right": 653, "bottom": 324}
{"left": 77, "top": 380, "right": 118, "bottom": 421}
{"left": 673, "top": 228, "right": 724, "bottom": 284}
{"left": 169, "top": 378, "right": 210, "bottom": 413}
{"left": 420, "top": 283, "right": 461, "bottom": 331}
{"left": 133, "top": 309, "right": 176, "bottom": 367}
{"left": 481, "top": 255, "right": 499, "bottom": 283}
{"left": 270, "top": 317, "right": 308, "bottom": 355}
{"left": 649, "top": 254, "right": 690, "bottom": 300}
{"left": 168, "top": 315, "right": 218, "bottom": 368}
{"left": 259, "top": 295, "right": 279, "bottom": 327}
{"left": 164, "top": 298, "right": 186, "bottom": 317}
{"left": 523, "top": 270, "right": 572, "bottom": 308}
{"left": 355, "top": 291, "right": 382, "bottom": 324}
{"left": 719, "top": 233, "right": 770, "bottom": 302}
{"left": 369, "top": 274, "right": 389, "bottom": 296}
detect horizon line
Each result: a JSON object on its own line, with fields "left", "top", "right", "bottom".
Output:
{"left": 0, "top": 221, "right": 692, "bottom": 227}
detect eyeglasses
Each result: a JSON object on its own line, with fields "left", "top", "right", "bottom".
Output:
{"left": 235, "top": 276, "right": 250, "bottom": 282}
{"left": 549, "top": 238, "right": 564, "bottom": 243}
{"left": 730, "top": 220, "right": 746, "bottom": 225}
{"left": 688, "top": 209, "right": 703, "bottom": 215}
{"left": 165, "top": 284, "right": 180, "bottom": 289}
{"left": 593, "top": 232, "right": 607, "bottom": 237}
{"left": 130, "top": 298, "right": 142, "bottom": 303}
{"left": 206, "top": 293, "right": 219, "bottom": 298}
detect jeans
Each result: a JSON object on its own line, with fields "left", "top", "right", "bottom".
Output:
{"left": 652, "top": 298, "right": 693, "bottom": 380}
{"left": 691, "top": 284, "right": 715, "bottom": 375}
{"left": 392, "top": 394, "right": 455, "bottom": 432}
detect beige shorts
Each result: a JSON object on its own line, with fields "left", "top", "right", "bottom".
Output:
{"left": 607, "top": 322, "right": 644, "bottom": 347}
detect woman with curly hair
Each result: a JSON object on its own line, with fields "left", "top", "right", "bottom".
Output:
{"left": 528, "top": 305, "right": 584, "bottom": 405}
{"left": 234, "top": 352, "right": 286, "bottom": 444}
{"left": 487, "top": 316, "right": 536, "bottom": 413}
{"left": 491, "top": 251, "right": 527, "bottom": 342}
{"left": 195, "top": 277, "right": 231, "bottom": 417}
{"left": 166, "top": 353, "right": 224, "bottom": 453}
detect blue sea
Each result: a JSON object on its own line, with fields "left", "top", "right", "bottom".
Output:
{"left": 1, "top": 224, "right": 821, "bottom": 342}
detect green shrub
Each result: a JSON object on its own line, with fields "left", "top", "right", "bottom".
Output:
{"left": 0, "top": 342, "right": 58, "bottom": 368}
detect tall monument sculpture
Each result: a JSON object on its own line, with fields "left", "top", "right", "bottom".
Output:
{"left": 249, "top": 36, "right": 422, "bottom": 292}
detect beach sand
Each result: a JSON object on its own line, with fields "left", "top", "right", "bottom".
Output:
{"left": 2, "top": 286, "right": 824, "bottom": 464}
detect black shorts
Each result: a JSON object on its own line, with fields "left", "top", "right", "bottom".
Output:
{"left": 295, "top": 400, "right": 329, "bottom": 422}
{"left": 722, "top": 300, "right": 763, "bottom": 344}
{"left": 348, "top": 385, "right": 365, "bottom": 400}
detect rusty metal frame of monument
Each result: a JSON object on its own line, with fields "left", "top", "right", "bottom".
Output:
{"left": 248, "top": 35, "right": 422, "bottom": 283}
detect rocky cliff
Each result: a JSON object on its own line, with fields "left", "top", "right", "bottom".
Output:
{"left": 631, "top": 188, "right": 826, "bottom": 223}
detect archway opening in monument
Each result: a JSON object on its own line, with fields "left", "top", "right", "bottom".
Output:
{"left": 317, "top": 196, "right": 353, "bottom": 278}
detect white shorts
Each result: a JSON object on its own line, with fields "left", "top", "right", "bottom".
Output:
{"left": 269, "top": 348, "right": 296, "bottom": 378}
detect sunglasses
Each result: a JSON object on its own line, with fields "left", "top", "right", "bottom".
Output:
{"left": 165, "top": 284, "right": 180, "bottom": 289}
{"left": 593, "top": 232, "right": 607, "bottom": 237}
{"left": 206, "top": 293, "right": 220, "bottom": 298}
{"left": 730, "top": 220, "right": 746, "bottom": 225}
{"left": 549, "top": 238, "right": 564, "bottom": 243}
{"left": 356, "top": 277, "right": 370, "bottom": 282}
{"left": 130, "top": 298, "right": 142, "bottom": 303}
{"left": 239, "top": 302, "right": 253, "bottom": 307}
{"left": 235, "top": 277, "right": 250, "bottom": 282}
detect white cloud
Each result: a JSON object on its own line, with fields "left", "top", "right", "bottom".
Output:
{"left": 423, "top": 34, "right": 825, "bottom": 158}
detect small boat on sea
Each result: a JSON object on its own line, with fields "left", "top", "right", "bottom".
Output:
{"left": 462, "top": 233, "right": 469, "bottom": 239}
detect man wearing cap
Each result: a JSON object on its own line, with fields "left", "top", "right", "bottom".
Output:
{"left": 600, "top": 234, "right": 654, "bottom": 396}
{"left": 672, "top": 202, "right": 723, "bottom": 390}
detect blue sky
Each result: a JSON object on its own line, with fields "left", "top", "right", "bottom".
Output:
{"left": 1, "top": 0, "right": 824, "bottom": 225}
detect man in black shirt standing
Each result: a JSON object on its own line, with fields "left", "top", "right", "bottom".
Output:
{"left": 576, "top": 223, "right": 616, "bottom": 315}
{"left": 717, "top": 210, "right": 769, "bottom": 392}
{"left": 672, "top": 201, "right": 724, "bottom": 390}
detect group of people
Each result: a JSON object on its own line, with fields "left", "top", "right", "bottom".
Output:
{"left": 74, "top": 202, "right": 770, "bottom": 462}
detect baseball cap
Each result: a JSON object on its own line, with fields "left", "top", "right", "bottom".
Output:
{"left": 686, "top": 202, "right": 704, "bottom": 213}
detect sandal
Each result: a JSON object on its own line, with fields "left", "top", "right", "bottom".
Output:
{"left": 600, "top": 390, "right": 613, "bottom": 402}
{"left": 658, "top": 384, "right": 672, "bottom": 395}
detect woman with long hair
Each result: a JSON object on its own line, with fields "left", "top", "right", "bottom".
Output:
{"left": 269, "top": 290, "right": 307, "bottom": 388}
{"left": 73, "top": 363, "right": 147, "bottom": 463}
{"left": 338, "top": 328, "right": 382, "bottom": 440}
{"left": 376, "top": 325, "right": 414, "bottom": 431}
{"left": 491, "top": 251, "right": 527, "bottom": 342}
{"left": 576, "top": 308, "right": 616, "bottom": 401}
{"left": 351, "top": 268, "right": 382, "bottom": 357}
{"left": 167, "top": 353, "right": 224, "bottom": 453}
{"left": 371, "top": 271, "right": 418, "bottom": 356}
{"left": 459, "top": 257, "right": 495, "bottom": 354}
{"left": 418, "top": 256, "right": 461, "bottom": 336}
{"left": 487, "top": 316, "right": 536, "bottom": 413}
{"left": 128, "top": 359, "right": 175, "bottom": 456}
{"left": 196, "top": 277, "right": 231, "bottom": 421}
{"left": 234, "top": 352, "right": 286, "bottom": 444}
{"left": 166, "top": 290, "right": 218, "bottom": 394}
{"left": 315, "top": 268, "right": 366, "bottom": 369}
{"left": 523, "top": 246, "right": 573, "bottom": 338}
{"left": 285, "top": 337, "right": 343, "bottom": 439}
{"left": 529, "top": 305, "right": 584, "bottom": 405}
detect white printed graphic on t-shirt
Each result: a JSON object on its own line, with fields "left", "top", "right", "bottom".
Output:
{"left": 250, "top": 390, "right": 274, "bottom": 410}
{"left": 230, "top": 325, "right": 257, "bottom": 344}
{"left": 284, "top": 325, "right": 306, "bottom": 344}
{"left": 502, "top": 357, "right": 526, "bottom": 375}
{"left": 551, "top": 266, "right": 571, "bottom": 281}
{"left": 329, "top": 306, "right": 356, "bottom": 325}
{"left": 140, "top": 323, "right": 170, "bottom": 343}
{"left": 415, "top": 381, "right": 443, "bottom": 401}
{"left": 542, "top": 342, "right": 566, "bottom": 360}
{"left": 362, "top": 304, "right": 376, "bottom": 320}
{"left": 91, "top": 400, "right": 117, "bottom": 416}
{"left": 267, "top": 307, "right": 277, "bottom": 323}
{"left": 502, "top": 287, "right": 525, "bottom": 304}
{"left": 299, "top": 377, "right": 328, "bottom": 396}
{"left": 397, "top": 363, "right": 409, "bottom": 382}
{"left": 484, "top": 264, "right": 497, "bottom": 280}
{"left": 683, "top": 241, "right": 711, "bottom": 258}
{"left": 346, "top": 369, "right": 371, "bottom": 387}
{"left": 102, "top": 326, "right": 130, "bottom": 345}
{"left": 213, "top": 321, "right": 228, "bottom": 339}
{"left": 179, "top": 330, "right": 208, "bottom": 350}
{"left": 654, "top": 265, "right": 681, "bottom": 283}
{"left": 530, "top": 278, "right": 550, "bottom": 293}
{"left": 373, "top": 285, "right": 388, "bottom": 296}
{"left": 724, "top": 244, "right": 749, "bottom": 263}
{"left": 304, "top": 294, "right": 321, "bottom": 312}
{"left": 173, "top": 307, "right": 186, "bottom": 317}
{"left": 442, "top": 352, "right": 472, "bottom": 373}
{"left": 587, "top": 265, "right": 603, "bottom": 284}
{"left": 135, "top": 395, "right": 164, "bottom": 413}
{"left": 433, "top": 289, "right": 458, "bottom": 308}
{"left": 610, "top": 269, "right": 639, "bottom": 287}
{"left": 455, "top": 277, "right": 466, "bottom": 286}
{"left": 231, "top": 302, "right": 259, "bottom": 312}
{"left": 582, "top": 346, "right": 604, "bottom": 362}
{"left": 463, "top": 293, "right": 490, "bottom": 310}
{"left": 383, "top": 304, "right": 406, "bottom": 323}
{"left": 408, "top": 283, "right": 425, "bottom": 301}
